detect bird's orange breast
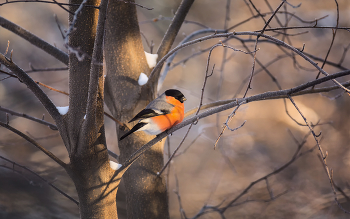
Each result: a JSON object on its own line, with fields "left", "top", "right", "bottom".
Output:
{"left": 151, "top": 96, "right": 184, "bottom": 132}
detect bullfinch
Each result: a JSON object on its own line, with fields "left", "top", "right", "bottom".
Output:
{"left": 119, "top": 89, "right": 186, "bottom": 140}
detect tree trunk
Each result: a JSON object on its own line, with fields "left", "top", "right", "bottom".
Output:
{"left": 68, "top": 151, "right": 120, "bottom": 219}
{"left": 67, "top": 0, "right": 100, "bottom": 152}
{"left": 104, "top": 1, "right": 169, "bottom": 218}
{"left": 66, "top": 1, "right": 123, "bottom": 218}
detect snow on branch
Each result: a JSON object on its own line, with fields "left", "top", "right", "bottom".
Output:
{"left": 56, "top": 106, "right": 69, "bottom": 115}
{"left": 144, "top": 51, "right": 158, "bottom": 68}
{"left": 138, "top": 73, "right": 149, "bottom": 86}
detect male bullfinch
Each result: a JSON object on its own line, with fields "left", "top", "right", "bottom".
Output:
{"left": 119, "top": 89, "right": 186, "bottom": 140}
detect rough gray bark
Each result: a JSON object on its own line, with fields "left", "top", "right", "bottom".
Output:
{"left": 104, "top": 1, "right": 169, "bottom": 218}
{"left": 67, "top": 0, "right": 99, "bottom": 154}
{"left": 65, "top": 0, "right": 123, "bottom": 218}
{"left": 68, "top": 151, "right": 121, "bottom": 218}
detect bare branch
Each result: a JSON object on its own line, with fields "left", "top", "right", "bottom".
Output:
{"left": 166, "top": 33, "right": 347, "bottom": 74}
{"left": 108, "top": 150, "right": 119, "bottom": 162}
{"left": 191, "top": 131, "right": 315, "bottom": 218}
{"left": 159, "top": 41, "right": 254, "bottom": 174}
{"left": 157, "top": 62, "right": 216, "bottom": 176}
{"left": 125, "top": 67, "right": 350, "bottom": 168}
{"left": 288, "top": 96, "right": 350, "bottom": 214}
{"left": 0, "top": 53, "right": 66, "bottom": 132}
{"left": 338, "top": 43, "right": 350, "bottom": 66}
{"left": 173, "top": 132, "right": 203, "bottom": 158}
{"left": 81, "top": 0, "right": 108, "bottom": 150}
{"left": 187, "top": 80, "right": 350, "bottom": 120}
{"left": 142, "top": 15, "right": 209, "bottom": 29}
{"left": 214, "top": 0, "right": 285, "bottom": 145}
{"left": 260, "top": 26, "right": 350, "bottom": 32}
{"left": 174, "top": 173, "right": 188, "bottom": 219}
{"left": 214, "top": 102, "right": 244, "bottom": 149}
{"left": 158, "top": 29, "right": 224, "bottom": 90}
{"left": 151, "top": 30, "right": 350, "bottom": 94}
{"left": 0, "top": 67, "right": 122, "bottom": 127}
{"left": 156, "top": 0, "right": 195, "bottom": 59}
{"left": 151, "top": 0, "right": 195, "bottom": 84}
{"left": 313, "top": 0, "right": 339, "bottom": 87}
{"left": 0, "top": 106, "right": 57, "bottom": 130}
{"left": 117, "top": 0, "right": 153, "bottom": 10}
{"left": 46, "top": 0, "right": 74, "bottom": 14}
{"left": 0, "top": 155, "right": 78, "bottom": 205}
{"left": 0, "top": 16, "right": 69, "bottom": 65}
{"left": 0, "top": 105, "right": 120, "bottom": 162}
{"left": 226, "top": 11, "right": 328, "bottom": 32}
{"left": 36, "top": 81, "right": 69, "bottom": 95}
{"left": 1, "top": 69, "right": 124, "bottom": 127}
{"left": 220, "top": 133, "right": 316, "bottom": 212}
{"left": 0, "top": 121, "right": 66, "bottom": 168}
{"left": 233, "top": 31, "right": 350, "bottom": 93}
{"left": 27, "top": 63, "right": 68, "bottom": 73}
{"left": 0, "top": 0, "right": 99, "bottom": 8}
{"left": 242, "top": 0, "right": 285, "bottom": 97}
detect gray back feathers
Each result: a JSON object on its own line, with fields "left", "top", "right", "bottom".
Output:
{"left": 145, "top": 92, "right": 174, "bottom": 114}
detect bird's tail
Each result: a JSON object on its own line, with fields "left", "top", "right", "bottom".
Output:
{"left": 119, "top": 122, "right": 147, "bottom": 140}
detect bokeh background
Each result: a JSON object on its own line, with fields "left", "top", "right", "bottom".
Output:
{"left": 1, "top": 0, "right": 350, "bottom": 218}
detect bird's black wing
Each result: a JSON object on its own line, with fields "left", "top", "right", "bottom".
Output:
{"left": 119, "top": 122, "right": 147, "bottom": 140}
{"left": 128, "top": 108, "right": 171, "bottom": 123}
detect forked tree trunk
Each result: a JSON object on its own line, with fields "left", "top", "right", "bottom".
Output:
{"left": 66, "top": 0, "right": 123, "bottom": 218}
{"left": 66, "top": 0, "right": 169, "bottom": 218}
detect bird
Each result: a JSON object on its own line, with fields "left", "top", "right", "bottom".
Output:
{"left": 119, "top": 89, "right": 186, "bottom": 140}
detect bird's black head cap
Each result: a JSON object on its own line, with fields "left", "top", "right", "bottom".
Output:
{"left": 165, "top": 89, "right": 186, "bottom": 103}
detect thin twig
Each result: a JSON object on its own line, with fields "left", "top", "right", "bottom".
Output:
{"left": 0, "top": 121, "right": 66, "bottom": 168}
{"left": 153, "top": 30, "right": 350, "bottom": 94}
{"left": 288, "top": 96, "right": 350, "bottom": 214}
{"left": 108, "top": 150, "right": 119, "bottom": 162}
{"left": 152, "top": 0, "right": 195, "bottom": 84}
{"left": 215, "top": 1, "right": 285, "bottom": 147}
{"left": 174, "top": 173, "right": 187, "bottom": 219}
{"left": 0, "top": 156, "right": 78, "bottom": 205}
{"left": 54, "top": 14, "right": 66, "bottom": 39}
{"left": 312, "top": 0, "right": 339, "bottom": 89}
{"left": 26, "top": 66, "right": 68, "bottom": 73}
{"left": 260, "top": 26, "right": 350, "bottom": 32}
{"left": 0, "top": 17, "right": 68, "bottom": 65}
{"left": 0, "top": 53, "right": 66, "bottom": 133}
{"left": 191, "top": 131, "right": 317, "bottom": 218}
{"left": 0, "top": 106, "right": 57, "bottom": 130}
{"left": 215, "top": 0, "right": 231, "bottom": 151}
{"left": 0, "top": 0, "right": 99, "bottom": 8}
{"left": 173, "top": 132, "right": 203, "bottom": 158}
{"left": 117, "top": 0, "right": 153, "bottom": 10}
{"left": 221, "top": 132, "right": 317, "bottom": 212}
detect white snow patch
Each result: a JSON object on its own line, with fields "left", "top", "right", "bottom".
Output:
{"left": 110, "top": 160, "right": 122, "bottom": 170}
{"left": 83, "top": 114, "right": 86, "bottom": 120}
{"left": 56, "top": 106, "right": 69, "bottom": 115}
{"left": 144, "top": 51, "right": 158, "bottom": 68}
{"left": 138, "top": 72, "right": 149, "bottom": 86}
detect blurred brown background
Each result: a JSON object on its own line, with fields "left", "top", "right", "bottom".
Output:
{"left": 1, "top": 0, "right": 350, "bottom": 218}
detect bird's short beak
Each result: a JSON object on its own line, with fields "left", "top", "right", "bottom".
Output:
{"left": 182, "top": 97, "right": 187, "bottom": 102}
